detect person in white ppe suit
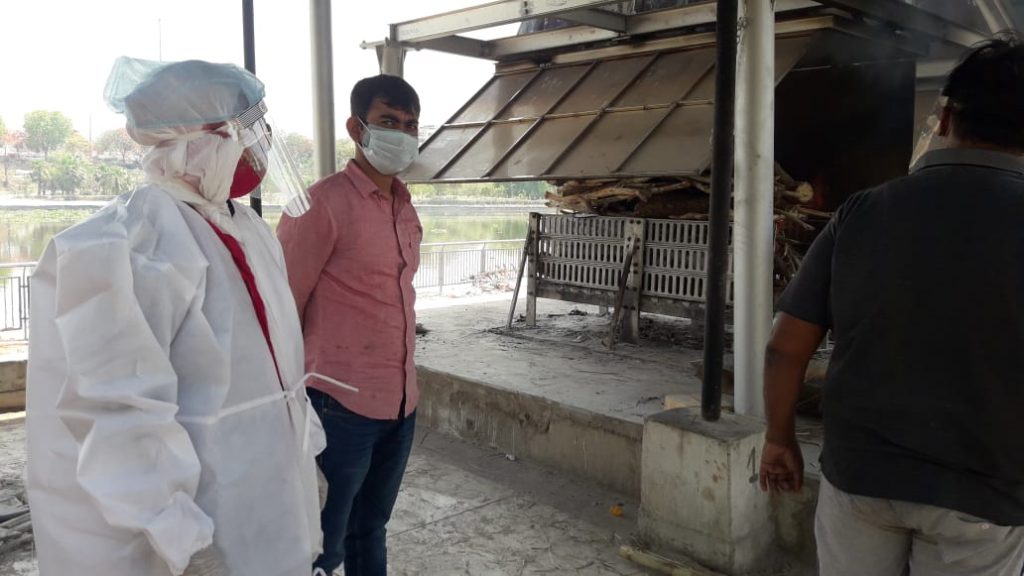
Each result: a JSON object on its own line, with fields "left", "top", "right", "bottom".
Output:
{"left": 25, "top": 57, "right": 326, "bottom": 576}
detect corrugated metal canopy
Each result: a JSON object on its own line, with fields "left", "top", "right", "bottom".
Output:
{"left": 405, "top": 34, "right": 814, "bottom": 183}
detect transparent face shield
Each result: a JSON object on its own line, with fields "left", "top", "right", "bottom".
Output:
{"left": 910, "top": 96, "right": 948, "bottom": 168}
{"left": 222, "top": 101, "right": 311, "bottom": 217}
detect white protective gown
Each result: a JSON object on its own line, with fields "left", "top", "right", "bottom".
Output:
{"left": 26, "top": 184, "right": 325, "bottom": 576}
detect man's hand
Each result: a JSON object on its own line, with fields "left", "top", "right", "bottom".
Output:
{"left": 759, "top": 438, "right": 804, "bottom": 493}
{"left": 760, "top": 313, "right": 823, "bottom": 495}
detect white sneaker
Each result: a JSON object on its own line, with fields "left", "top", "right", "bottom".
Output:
{"left": 312, "top": 569, "right": 328, "bottom": 576}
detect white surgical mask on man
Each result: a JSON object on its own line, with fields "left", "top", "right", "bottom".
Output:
{"left": 358, "top": 119, "right": 418, "bottom": 175}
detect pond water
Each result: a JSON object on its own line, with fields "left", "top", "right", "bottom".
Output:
{"left": 0, "top": 204, "right": 545, "bottom": 264}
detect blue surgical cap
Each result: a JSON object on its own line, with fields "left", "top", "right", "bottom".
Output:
{"left": 104, "top": 56, "right": 266, "bottom": 145}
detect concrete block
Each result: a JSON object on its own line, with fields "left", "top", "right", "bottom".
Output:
{"left": 663, "top": 393, "right": 700, "bottom": 411}
{"left": 772, "top": 475, "right": 819, "bottom": 576}
{"left": 0, "top": 360, "right": 26, "bottom": 393}
{"left": 665, "top": 393, "right": 734, "bottom": 413}
{"left": 417, "top": 366, "right": 643, "bottom": 497}
{"left": 639, "top": 407, "right": 779, "bottom": 575}
{"left": 0, "top": 360, "right": 26, "bottom": 411}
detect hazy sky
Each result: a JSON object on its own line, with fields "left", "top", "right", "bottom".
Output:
{"left": 0, "top": 0, "right": 512, "bottom": 140}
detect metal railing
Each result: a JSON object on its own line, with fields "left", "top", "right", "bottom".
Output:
{"left": 0, "top": 240, "right": 525, "bottom": 336}
{"left": 0, "top": 263, "right": 33, "bottom": 339}
{"left": 417, "top": 239, "right": 524, "bottom": 295}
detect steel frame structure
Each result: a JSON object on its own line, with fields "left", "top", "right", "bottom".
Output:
{"left": 362, "top": 0, "right": 1015, "bottom": 67}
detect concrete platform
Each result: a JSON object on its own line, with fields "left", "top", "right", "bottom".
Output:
{"left": 415, "top": 296, "right": 823, "bottom": 500}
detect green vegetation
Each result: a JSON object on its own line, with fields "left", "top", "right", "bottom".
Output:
{"left": 23, "top": 111, "right": 74, "bottom": 160}
{"left": 1, "top": 115, "right": 550, "bottom": 203}
{"left": 95, "top": 128, "right": 145, "bottom": 164}
{"left": 409, "top": 181, "right": 548, "bottom": 204}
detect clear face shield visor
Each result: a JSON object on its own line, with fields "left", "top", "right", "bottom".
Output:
{"left": 910, "top": 95, "right": 948, "bottom": 168}
{"left": 221, "top": 101, "right": 311, "bottom": 217}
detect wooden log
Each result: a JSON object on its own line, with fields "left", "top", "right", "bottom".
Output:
{"left": 781, "top": 182, "right": 815, "bottom": 204}
{"left": 796, "top": 206, "right": 833, "bottom": 219}
{"left": 776, "top": 209, "right": 815, "bottom": 232}
{"left": 774, "top": 161, "right": 798, "bottom": 189}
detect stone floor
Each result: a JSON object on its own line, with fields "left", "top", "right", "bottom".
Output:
{"left": 0, "top": 416, "right": 649, "bottom": 576}
{"left": 415, "top": 295, "right": 823, "bottom": 476}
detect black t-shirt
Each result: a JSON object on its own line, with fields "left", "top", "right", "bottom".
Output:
{"left": 779, "top": 148, "right": 1024, "bottom": 525}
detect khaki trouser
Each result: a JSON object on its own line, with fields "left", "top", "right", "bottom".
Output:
{"left": 816, "top": 476, "right": 1024, "bottom": 576}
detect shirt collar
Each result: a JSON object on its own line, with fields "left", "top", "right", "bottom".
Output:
{"left": 911, "top": 148, "right": 1024, "bottom": 176}
{"left": 344, "top": 159, "right": 412, "bottom": 203}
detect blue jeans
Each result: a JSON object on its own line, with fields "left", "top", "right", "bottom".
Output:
{"left": 309, "top": 389, "right": 416, "bottom": 575}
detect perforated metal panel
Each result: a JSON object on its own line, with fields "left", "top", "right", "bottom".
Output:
{"left": 642, "top": 219, "right": 733, "bottom": 304}
{"left": 533, "top": 214, "right": 732, "bottom": 312}
{"left": 536, "top": 215, "right": 629, "bottom": 291}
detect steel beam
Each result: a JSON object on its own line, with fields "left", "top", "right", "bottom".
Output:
{"left": 365, "top": 0, "right": 819, "bottom": 62}
{"left": 393, "top": 0, "right": 627, "bottom": 43}
{"left": 488, "top": 0, "right": 816, "bottom": 60}
{"left": 977, "top": 0, "right": 1019, "bottom": 33}
{"left": 811, "top": 0, "right": 986, "bottom": 46}
{"left": 545, "top": 16, "right": 832, "bottom": 65}
{"left": 994, "top": 0, "right": 1022, "bottom": 31}
{"left": 629, "top": 0, "right": 817, "bottom": 35}
{"left": 560, "top": 8, "right": 628, "bottom": 32}
{"left": 418, "top": 35, "right": 491, "bottom": 59}
{"left": 372, "top": 0, "right": 982, "bottom": 63}
{"left": 489, "top": 26, "right": 619, "bottom": 60}
{"left": 917, "top": 58, "right": 955, "bottom": 80}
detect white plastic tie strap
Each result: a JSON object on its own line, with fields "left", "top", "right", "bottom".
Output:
{"left": 178, "top": 372, "right": 357, "bottom": 456}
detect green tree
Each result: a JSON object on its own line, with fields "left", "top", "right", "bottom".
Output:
{"left": 0, "top": 116, "right": 7, "bottom": 188}
{"left": 336, "top": 138, "right": 357, "bottom": 169}
{"left": 282, "top": 132, "right": 315, "bottom": 186}
{"left": 50, "top": 153, "right": 89, "bottom": 196}
{"left": 31, "top": 160, "right": 55, "bottom": 196}
{"left": 94, "top": 163, "right": 131, "bottom": 196}
{"left": 24, "top": 111, "right": 74, "bottom": 160}
{"left": 3, "top": 131, "right": 25, "bottom": 187}
{"left": 62, "top": 132, "right": 91, "bottom": 157}
{"left": 6, "top": 131, "right": 25, "bottom": 158}
{"left": 96, "top": 128, "right": 145, "bottom": 165}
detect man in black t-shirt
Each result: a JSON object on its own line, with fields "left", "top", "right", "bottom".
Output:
{"left": 760, "top": 37, "right": 1024, "bottom": 576}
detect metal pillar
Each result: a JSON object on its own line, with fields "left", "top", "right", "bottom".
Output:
{"left": 311, "top": 0, "right": 336, "bottom": 179}
{"left": 733, "top": 0, "right": 774, "bottom": 418}
{"left": 702, "top": 0, "right": 739, "bottom": 422}
{"left": 242, "top": 0, "right": 261, "bottom": 215}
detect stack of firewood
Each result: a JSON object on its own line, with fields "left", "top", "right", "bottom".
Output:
{"left": 545, "top": 164, "right": 834, "bottom": 292}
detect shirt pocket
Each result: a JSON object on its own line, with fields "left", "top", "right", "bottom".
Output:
{"left": 405, "top": 223, "right": 423, "bottom": 273}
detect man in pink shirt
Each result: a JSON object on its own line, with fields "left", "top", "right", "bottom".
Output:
{"left": 278, "top": 75, "right": 422, "bottom": 576}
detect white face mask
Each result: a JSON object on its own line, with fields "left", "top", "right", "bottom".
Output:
{"left": 358, "top": 119, "right": 419, "bottom": 176}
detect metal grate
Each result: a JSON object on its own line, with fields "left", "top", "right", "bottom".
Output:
{"left": 642, "top": 219, "right": 733, "bottom": 303}
{"left": 533, "top": 214, "right": 731, "bottom": 306}
{"left": 0, "top": 264, "right": 33, "bottom": 339}
{"left": 536, "top": 216, "right": 630, "bottom": 291}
